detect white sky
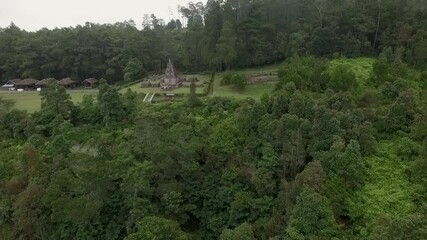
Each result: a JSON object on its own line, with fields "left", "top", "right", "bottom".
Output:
{"left": 0, "top": 0, "right": 206, "bottom": 31}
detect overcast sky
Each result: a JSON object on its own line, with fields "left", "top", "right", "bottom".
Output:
{"left": 0, "top": 0, "right": 206, "bottom": 31}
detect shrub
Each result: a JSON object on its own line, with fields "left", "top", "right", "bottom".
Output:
{"left": 328, "top": 64, "right": 358, "bottom": 92}
{"left": 396, "top": 137, "right": 420, "bottom": 161}
{"left": 232, "top": 73, "right": 247, "bottom": 92}
{"left": 221, "top": 72, "right": 234, "bottom": 85}
{"left": 220, "top": 72, "right": 247, "bottom": 92}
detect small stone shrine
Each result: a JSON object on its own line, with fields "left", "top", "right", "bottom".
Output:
{"left": 161, "top": 59, "right": 182, "bottom": 90}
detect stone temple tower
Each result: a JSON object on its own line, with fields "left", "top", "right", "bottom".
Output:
{"left": 163, "top": 59, "right": 180, "bottom": 86}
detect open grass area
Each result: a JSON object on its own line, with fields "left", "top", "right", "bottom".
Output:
{"left": 0, "top": 91, "right": 41, "bottom": 112}
{"left": 0, "top": 89, "right": 97, "bottom": 112}
{"left": 212, "top": 64, "right": 280, "bottom": 99}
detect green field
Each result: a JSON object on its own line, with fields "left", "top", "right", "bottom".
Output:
{"left": 212, "top": 64, "right": 280, "bottom": 99}
{"left": 0, "top": 89, "right": 97, "bottom": 112}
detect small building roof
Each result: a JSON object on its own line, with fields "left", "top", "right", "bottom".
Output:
{"left": 15, "top": 78, "right": 38, "bottom": 86}
{"left": 58, "top": 78, "right": 76, "bottom": 86}
{"left": 8, "top": 79, "right": 21, "bottom": 84}
{"left": 83, "top": 78, "right": 98, "bottom": 84}
{"left": 36, "top": 78, "right": 57, "bottom": 86}
{"left": 2, "top": 79, "right": 21, "bottom": 88}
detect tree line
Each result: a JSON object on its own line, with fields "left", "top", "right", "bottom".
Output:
{"left": 0, "top": 0, "right": 426, "bottom": 83}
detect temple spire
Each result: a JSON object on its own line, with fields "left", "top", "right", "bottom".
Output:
{"left": 163, "top": 58, "right": 181, "bottom": 87}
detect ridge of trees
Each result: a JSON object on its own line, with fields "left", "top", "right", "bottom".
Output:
{"left": 1, "top": 0, "right": 426, "bottom": 83}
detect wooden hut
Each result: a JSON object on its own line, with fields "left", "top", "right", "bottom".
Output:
{"left": 83, "top": 78, "right": 98, "bottom": 88}
{"left": 15, "top": 78, "right": 38, "bottom": 89}
{"left": 58, "top": 78, "right": 76, "bottom": 88}
{"left": 36, "top": 78, "right": 57, "bottom": 88}
{"left": 2, "top": 79, "right": 21, "bottom": 89}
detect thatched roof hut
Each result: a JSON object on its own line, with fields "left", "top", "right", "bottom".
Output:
{"left": 83, "top": 78, "right": 98, "bottom": 88}
{"left": 2, "top": 79, "right": 21, "bottom": 88}
{"left": 58, "top": 78, "right": 76, "bottom": 88}
{"left": 15, "top": 78, "right": 38, "bottom": 88}
{"left": 36, "top": 78, "right": 57, "bottom": 87}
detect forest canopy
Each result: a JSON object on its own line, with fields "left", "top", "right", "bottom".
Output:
{"left": 0, "top": 0, "right": 427, "bottom": 239}
{"left": 0, "top": 53, "right": 426, "bottom": 239}
{"left": 0, "top": 0, "right": 426, "bottom": 84}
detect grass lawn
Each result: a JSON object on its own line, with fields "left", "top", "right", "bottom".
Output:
{"left": 213, "top": 64, "right": 280, "bottom": 100}
{"left": 0, "top": 89, "right": 97, "bottom": 112}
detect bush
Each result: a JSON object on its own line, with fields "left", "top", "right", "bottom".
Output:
{"left": 396, "top": 137, "right": 420, "bottom": 161}
{"left": 277, "top": 56, "right": 327, "bottom": 91}
{"left": 232, "top": 73, "right": 247, "bottom": 92}
{"left": 328, "top": 64, "right": 358, "bottom": 92}
{"left": 221, "top": 72, "right": 234, "bottom": 85}
{"left": 220, "top": 72, "right": 247, "bottom": 92}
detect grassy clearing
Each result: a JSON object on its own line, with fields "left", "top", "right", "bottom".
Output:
{"left": 212, "top": 64, "right": 280, "bottom": 99}
{"left": 349, "top": 140, "right": 417, "bottom": 228}
{"left": 0, "top": 89, "right": 97, "bottom": 112}
{"left": 0, "top": 91, "right": 41, "bottom": 112}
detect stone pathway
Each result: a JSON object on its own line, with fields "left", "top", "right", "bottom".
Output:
{"left": 143, "top": 93, "right": 155, "bottom": 103}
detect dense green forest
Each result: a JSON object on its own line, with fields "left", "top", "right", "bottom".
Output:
{"left": 1, "top": 54, "right": 426, "bottom": 239}
{"left": 1, "top": 0, "right": 427, "bottom": 239}
{"left": 0, "top": 0, "right": 426, "bottom": 83}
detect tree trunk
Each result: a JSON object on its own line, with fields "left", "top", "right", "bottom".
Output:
{"left": 314, "top": 0, "right": 325, "bottom": 28}
{"left": 372, "top": 0, "right": 381, "bottom": 55}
